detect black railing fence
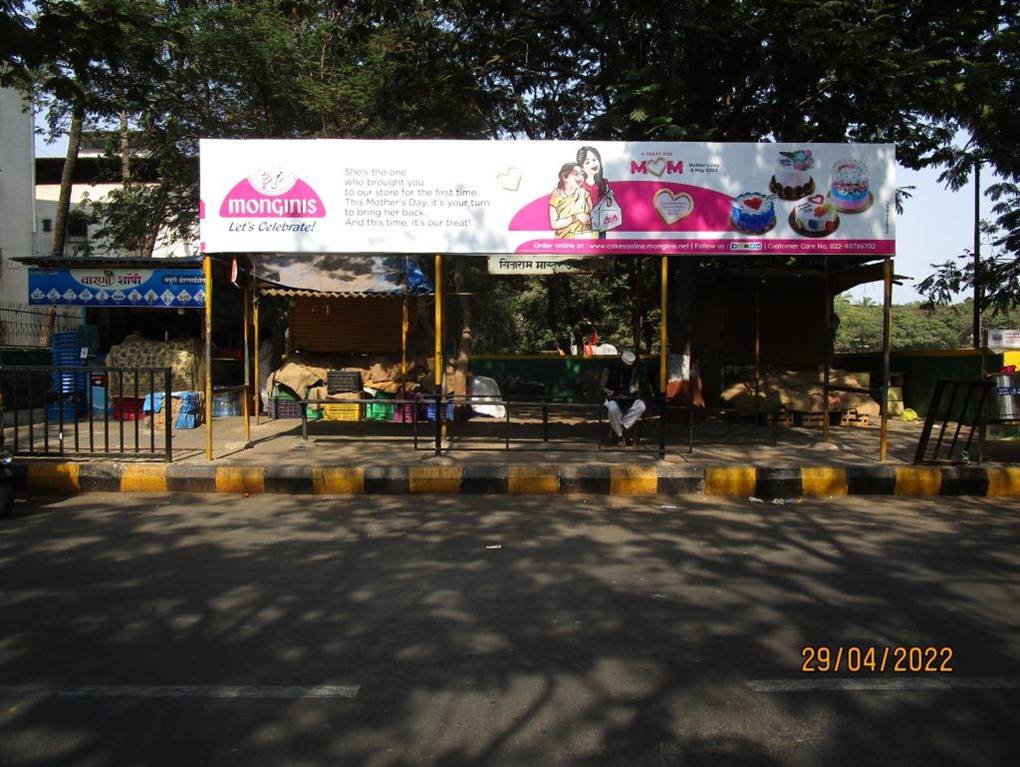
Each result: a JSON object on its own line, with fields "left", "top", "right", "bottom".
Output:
{"left": 1, "top": 365, "right": 173, "bottom": 461}
{"left": 273, "top": 392, "right": 781, "bottom": 459}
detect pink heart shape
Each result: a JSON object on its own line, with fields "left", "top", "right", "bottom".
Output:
{"left": 808, "top": 194, "right": 825, "bottom": 205}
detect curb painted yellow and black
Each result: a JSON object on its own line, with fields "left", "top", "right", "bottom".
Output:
{"left": 10, "top": 462, "right": 1019, "bottom": 497}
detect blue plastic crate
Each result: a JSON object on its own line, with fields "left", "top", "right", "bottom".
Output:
{"left": 424, "top": 402, "right": 455, "bottom": 422}
{"left": 46, "top": 401, "right": 83, "bottom": 421}
{"left": 51, "top": 370, "right": 87, "bottom": 395}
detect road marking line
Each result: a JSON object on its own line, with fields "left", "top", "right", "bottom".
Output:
{"left": 312, "top": 467, "right": 364, "bottom": 494}
{"left": 747, "top": 677, "right": 1020, "bottom": 693}
{"left": 215, "top": 467, "right": 265, "bottom": 494}
{"left": 0, "top": 684, "right": 359, "bottom": 699}
{"left": 801, "top": 467, "right": 848, "bottom": 497}
{"left": 610, "top": 466, "right": 658, "bottom": 496}
{"left": 705, "top": 467, "right": 756, "bottom": 496}
{"left": 121, "top": 465, "right": 168, "bottom": 492}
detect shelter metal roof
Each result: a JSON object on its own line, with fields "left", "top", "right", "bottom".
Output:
{"left": 255, "top": 254, "right": 432, "bottom": 298}
{"left": 15, "top": 255, "right": 202, "bottom": 270}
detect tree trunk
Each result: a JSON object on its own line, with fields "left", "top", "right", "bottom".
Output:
{"left": 544, "top": 274, "right": 559, "bottom": 343}
{"left": 119, "top": 110, "right": 131, "bottom": 182}
{"left": 631, "top": 257, "right": 644, "bottom": 353}
{"left": 51, "top": 103, "right": 84, "bottom": 258}
{"left": 41, "top": 103, "right": 84, "bottom": 346}
{"left": 142, "top": 189, "right": 162, "bottom": 257}
{"left": 451, "top": 258, "right": 472, "bottom": 397}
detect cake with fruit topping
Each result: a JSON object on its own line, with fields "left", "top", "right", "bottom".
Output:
{"left": 769, "top": 149, "right": 815, "bottom": 200}
{"left": 730, "top": 193, "right": 777, "bottom": 234}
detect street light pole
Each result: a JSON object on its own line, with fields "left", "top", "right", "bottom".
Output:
{"left": 973, "top": 161, "right": 981, "bottom": 350}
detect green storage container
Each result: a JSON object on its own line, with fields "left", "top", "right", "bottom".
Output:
{"left": 365, "top": 392, "right": 396, "bottom": 420}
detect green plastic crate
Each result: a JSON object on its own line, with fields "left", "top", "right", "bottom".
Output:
{"left": 365, "top": 392, "right": 396, "bottom": 421}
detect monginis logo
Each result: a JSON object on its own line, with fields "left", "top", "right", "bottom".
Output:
{"left": 219, "top": 169, "right": 325, "bottom": 218}
{"left": 630, "top": 157, "right": 683, "bottom": 177}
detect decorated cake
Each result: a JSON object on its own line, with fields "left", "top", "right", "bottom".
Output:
{"left": 792, "top": 193, "right": 838, "bottom": 235}
{"left": 769, "top": 149, "right": 815, "bottom": 200}
{"left": 730, "top": 193, "right": 777, "bottom": 234}
{"left": 830, "top": 160, "right": 871, "bottom": 212}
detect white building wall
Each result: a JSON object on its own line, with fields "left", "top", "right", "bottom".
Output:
{"left": 34, "top": 182, "right": 193, "bottom": 260}
{"left": 0, "top": 88, "right": 35, "bottom": 305}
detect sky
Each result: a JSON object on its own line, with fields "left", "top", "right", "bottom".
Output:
{"left": 35, "top": 127, "right": 989, "bottom": 306}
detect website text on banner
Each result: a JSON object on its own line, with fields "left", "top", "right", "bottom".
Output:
{"left": 199, "top": 140, "right": 895, "bottom": 257}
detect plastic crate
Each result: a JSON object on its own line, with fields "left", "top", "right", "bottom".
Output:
{"left": 46, "top": 400, "right": 82, "bottom": 421}
{"left": 391, "top": 402, "right": 416, "bottom": 423}
{"left": 273, "top": 398, "right": 304, "bottom": 419}
{"left": 327, "top": 370, "right": 361, "bottom": 394}
{"left": 364, "top": 392, "right": 395, "bottom": 421}
{"left": 212, "top": 389, "right": 242, "bottom": 417}
{"left": 424, "top": 401, "right": 455, "bottom": 422}
{"left": 323, "top": 402, "right": 361, "bottom": 421}
{"left": 272, "top": 384, "right": 298, "bottom": 401}
{"left": 112, "top": 397, "right": 146, "bottom": 421}
{"left": 51, "top": 370, "right": 87, "bottom": 395}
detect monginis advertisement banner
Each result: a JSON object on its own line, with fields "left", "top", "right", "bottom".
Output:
{"left": 199, "top": 139, "right": 895, "bottom": 256}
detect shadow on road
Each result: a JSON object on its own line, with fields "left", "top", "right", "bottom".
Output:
{"left": 0, "top": 494, "right": 1018, "bottom": 765}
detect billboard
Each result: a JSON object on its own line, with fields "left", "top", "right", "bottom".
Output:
{"left": 200, "top": 140, "right": 895, "bottom": 257}
{"left": 29, "top": 268, "right": 206, "bottom": 308}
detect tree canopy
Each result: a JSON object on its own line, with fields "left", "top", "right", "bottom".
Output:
{"left": 11, "top": 0, "right": 1020, "bottom": 322}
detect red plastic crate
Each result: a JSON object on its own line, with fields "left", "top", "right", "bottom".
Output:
{"left": 391, "top": 402, "right": 416, "bottom": 422}
{"left": 112, "top": 397, "right": 146, "bottom": 421}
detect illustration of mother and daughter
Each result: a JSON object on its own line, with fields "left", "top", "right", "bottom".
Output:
{"left": 548, "top": 146, "right": 621, "bottom": 239}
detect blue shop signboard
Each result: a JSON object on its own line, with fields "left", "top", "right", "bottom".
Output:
{"left": 29, "top": 268, "right": 206, "bottom": 308}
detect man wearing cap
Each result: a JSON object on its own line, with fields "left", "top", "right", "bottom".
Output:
{"left": 600, "top": 349, "right": 648, "bottom": 446}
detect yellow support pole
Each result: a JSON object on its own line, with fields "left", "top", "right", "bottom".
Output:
{"left": 880, "top": 256, "right": 893, "bottom": 462}
{"left": 253, "top": 294, "right": 261, "bottom": 427}
{"left": 659, "top": 255, "right": 668, "bottom": 394}
{"left": 434, "top": 254, "right": 443, "bottom": 388}
{"left": 401, "top": 297, "right": 409, "bottom": 380}
{"left": 250, "top": 279, "right": 259, "bottom": 428}
{"left": 242, "top": 282, "right": 251, "bottom": 443}
{"left": 203, "top": 255, "right": 214, "bottom": 461}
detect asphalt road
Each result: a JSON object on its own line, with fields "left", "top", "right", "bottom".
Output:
{"left": 1, "top": 493, "right": 1019, "bottom": 766}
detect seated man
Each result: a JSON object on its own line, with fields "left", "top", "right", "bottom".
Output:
{"left": 601, "top": 349, "right": 648, "bottom": 446}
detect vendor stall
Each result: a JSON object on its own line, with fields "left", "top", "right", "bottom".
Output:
{"left": 16, "top": 255, "right": 247, "bottom": 445}
{"left": 252, "top": 254, "right": 433, "bottom": 428}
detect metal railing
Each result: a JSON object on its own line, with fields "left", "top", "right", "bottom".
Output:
{"left": 0, "top": 302, "right": 80, "bottom": 349}
{"left": 1, "top": 365, "right": 173, "bottom": 461}
{"left": 914, "top": 379, "right": 991, "bottom": 464}
{"left": 270, "top": 392, "right": 782, "bottom": 459}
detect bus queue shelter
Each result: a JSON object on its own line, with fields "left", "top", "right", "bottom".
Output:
{"left": 198, "top": 139, "right": 898, "bottom": 461}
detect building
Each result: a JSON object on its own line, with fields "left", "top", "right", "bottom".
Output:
{"left": 0, "top": 87, "right": 36, "bottom": 306}
{"left": 34, "top": 132, "right": 196, "bottom": 261}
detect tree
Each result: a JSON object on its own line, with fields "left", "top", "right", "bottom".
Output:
{"left": 914, "top": 8, "right": 1020, "bottom": 310}
{"left": 0, "top": 1, "right": 33, "bottom": 87}
{"left": 28, "top": 0, "right": 1019, "bottom": 351}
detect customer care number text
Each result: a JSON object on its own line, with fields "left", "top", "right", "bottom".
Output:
{"left": 801, "top": 646, "right": 954, "bottom": 673}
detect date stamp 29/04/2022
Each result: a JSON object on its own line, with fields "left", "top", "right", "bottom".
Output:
{"left": 801, "top": 646, "right": 954, "bottom": 673}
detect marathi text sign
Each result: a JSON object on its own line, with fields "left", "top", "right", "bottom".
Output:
{"left": 29, "top": 268, "right": 206, "bottom": 308}
{"left": 200, "top": 140, "right": 895, "bottom": 256}
{"left": 487, "top": 255, "right": 612, "bottom": 274}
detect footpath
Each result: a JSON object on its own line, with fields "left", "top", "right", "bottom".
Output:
{"left": 9, "top": 416, "right": 1020, "bottom": 498}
